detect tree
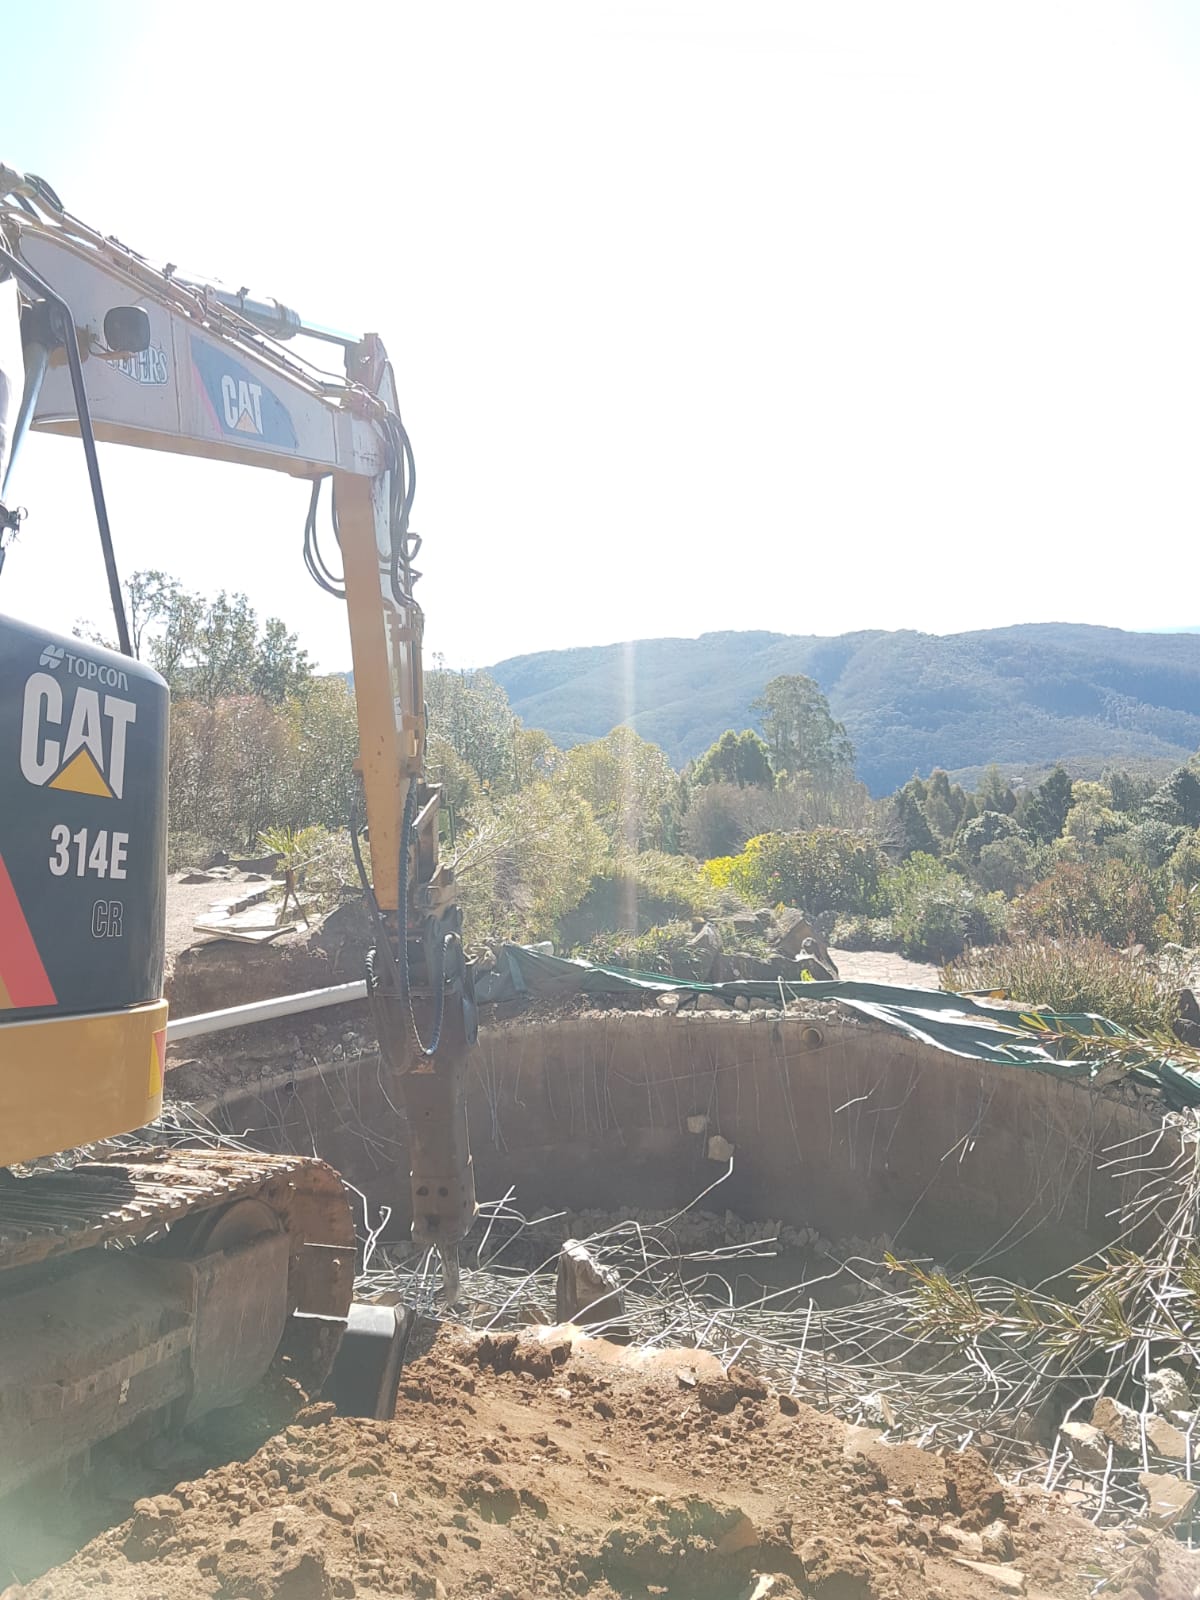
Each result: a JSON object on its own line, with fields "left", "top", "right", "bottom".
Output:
{"left": 891, "top": 780, "right": 939, "bottom": 858}
{"left": 560, "top": 727, "right": 682, "bottom": 854}
{"left": 1104, "top": 768, "right": 1157, "bottom": 816}
{"left": 692, "top": 729, "right": 774, "bottom": 789}
{"left": 1063, "top": 781, "right": 1123, "bottom": 849}
{"left": 956, "top": 809, "right": 1027, "bottom": 869}
{"left": 451, "top": 780, "right": 606, "bottom": 943}
{"left": 251, "top": 616, "right": 313, "bottom": 703}
{"left": 1019, "top": 766, "right": 1074, "bottom": 844}
{"left": 425, "top": 666, "right": 520, "bottom": 795}
{"left": 975, "top": 836, "right": 1037, "bottom": 898}
{"left": 1167, "top": 829, "right": 1200, "bottom": 891}
{"left": 923, "top": 769, "right": 972, "bottom": 841}
{"left": 279, "top": 675, "right": 359, "bottom": 828}
{"left": 80, "top": 571, "right": 313, "bottom": 704}
{"left": 682, "top": 782, "right": 756, "bottom": 860}
{"left": 1145, "top": 767, "right": 1200, "bottom": 831}
{"left": 1119, "top": 817, "right": 1181, "bottom": 871}
{"left": 751, "top": 675, "right": 854, "bottom": 785}
{"left": 975, "top": 764, "right": 1017, "bottom": 816}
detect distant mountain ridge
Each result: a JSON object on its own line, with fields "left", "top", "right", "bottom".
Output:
{"left": 487, "top": 623, "right": 1200, "bottom": 795}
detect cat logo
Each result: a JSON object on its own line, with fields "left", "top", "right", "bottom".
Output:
{"left": 221, "top": 375, "right": 265, "bottom": 434}
{"left": 19, "top": 673, "right": 136, "bottom": 800}
{"left": 190, "top": 335, "right": 297, "bottom": 450}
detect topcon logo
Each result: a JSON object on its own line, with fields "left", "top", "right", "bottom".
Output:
{"left": 37, "top": 643, "right": 128, "bottom": 691}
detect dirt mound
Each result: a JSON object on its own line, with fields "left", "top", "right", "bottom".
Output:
{"left": 17, "top": 1327, "right": 1200, "bottom": 1600}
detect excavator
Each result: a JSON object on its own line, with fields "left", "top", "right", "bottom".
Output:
{"left": 0, "top": 166, "right": 477, "bottom": 1499}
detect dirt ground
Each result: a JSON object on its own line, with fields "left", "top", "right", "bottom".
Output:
{"left": 16, "top": 1325, "right": 1196, "bottom": 1600}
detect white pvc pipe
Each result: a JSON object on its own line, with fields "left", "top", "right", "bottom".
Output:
{"left": 166, "top": 980, "right": 368, "bottom": 1042}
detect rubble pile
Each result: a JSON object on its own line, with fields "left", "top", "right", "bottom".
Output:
{"left": 22, "top": 1326, "right": 1200, "bottom": 1600}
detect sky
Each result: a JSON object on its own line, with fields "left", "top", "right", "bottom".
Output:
{"left": 3, "top": 1, "right": 1200, "bottom": 672}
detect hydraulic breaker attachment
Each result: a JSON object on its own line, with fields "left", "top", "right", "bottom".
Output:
{"left": 366, "top": 915, "right": 478, "bottom": 1301}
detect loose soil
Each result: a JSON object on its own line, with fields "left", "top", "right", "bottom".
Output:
{"left": 15, "top": 1326, "right": 1196, "bottom": 1600}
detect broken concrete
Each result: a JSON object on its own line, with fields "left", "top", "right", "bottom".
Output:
{"left": 555, "top": 1239, "right": 625, "bottom": 1327}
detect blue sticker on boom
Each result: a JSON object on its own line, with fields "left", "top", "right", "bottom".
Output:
{"left": 191, "top": 337, "right": 297, "bottom": 450}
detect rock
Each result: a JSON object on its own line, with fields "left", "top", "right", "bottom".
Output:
{"left": 1060, "top": 1421, "right": 1109, "bottom": 1471}
{"left": 294, "top": 1402, "right": 336, "bottom": 1428}
{"left": 937, "top": 1524, "right": 983, "bottom": 1556}
{"left": 227, "top": 852, "right": 279, "bottom": 874}
{"left": 779, "top": 1392, "right": 800, "bottom": 1416}
{"left": 706, "top": 1134, "right": 735, "bottom": 1162}
{"left": 797, "top": 944, "right": 837, "bottom": 981}
{"left": 696, "top": 992, "right": 732, "bottom": 1011}
{"left": 980, "top": 1521, "right": 1015, "bottom": 1562}
{"left": 555, "top": 1239, "right": 624, "bottom": 1327}
{"left": 716, "top": 1513, "right": 760, "bottom": 1555}
{"left": 733, "top": 995, "right": 749, "bottom": 1011}
{"left": 697, "top": 1367, "right": 766, "bottom": 1414}
{"left": 726, "top": 913, "right": 763, "bottom": 936}
{"left": 1144, "top": 1367, "right": 1193, "bottom": 1415}
{"left": 270, "top": 1551, "right": 330, "bottom": 1600}
{"left": 769, "top": 908, "right": 816, "bottom": 956}
{"left": 771, "top": 909, "right": 832, "bottom": 967}
{"left": 951, "top": 1558, "right": 1025, "bottom": 1593}
{"left": 685, "top": 1114, "right": 708, "bottom": 1134}
{"left": 796, "top": 1537, "right": 873, "bottom": 1600}
{"left": 856, "top": 1391, "right": 896, "bottom": 1429}
{"left": 1139, "top": 1469, "right": 1199, "bottom": 1527}
{"left": 657, "top": 992, "right": 681, "bottom": 1011}
{"left": 1146, "top": 1414, "right": 1189, "bottom": 1461}
{"left": 686, "top": 924, "right": 722, "bottom": 979}
{"left": 1090, "top": 1395, "right": 1143, "bottom": 1452}
{"left": 739, "top": 1579, "right": 787, "bottom": 1600}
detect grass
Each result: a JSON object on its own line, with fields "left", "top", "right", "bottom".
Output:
{"left": 945, "top": 936, "right": 1182, "bottom": 1036}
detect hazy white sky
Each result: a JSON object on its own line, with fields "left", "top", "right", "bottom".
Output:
{"left": 4, "top": 1, "right": 1200, "bottom": 670}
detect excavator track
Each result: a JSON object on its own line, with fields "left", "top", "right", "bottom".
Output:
{"left": 0, "top": 1147, "right": 355, "bottom": 1273}
{"left": 0, "top": 1148, "right": 357, "bottom": 1501}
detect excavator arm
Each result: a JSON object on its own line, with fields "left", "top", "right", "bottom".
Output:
{"left": 0, "top": 165, "right": 477, "bottom": 1279}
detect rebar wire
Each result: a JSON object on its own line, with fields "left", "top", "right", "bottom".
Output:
{"left": 91, "top": 1096, "right": 1200, "bottom": 1533}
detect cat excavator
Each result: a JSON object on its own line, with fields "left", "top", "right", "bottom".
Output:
{"left": 0, "top": 166, "right": 477, "bottom": 1498}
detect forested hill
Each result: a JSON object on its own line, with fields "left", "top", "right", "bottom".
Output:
{"left": 488, "top": 623, "right": 1200, "bottom": 795}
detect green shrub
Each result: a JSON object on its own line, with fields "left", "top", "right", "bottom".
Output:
{"left": 581, "top": 920, "right": 705, "bottom": 978}
{"left": 258, "top": 824, "right": 359, "bottom": 911}
{"left": 559, "top": 852, "right": 718, "bottom": 947}
{"left": 704, "top": 828, "right": 886, "bottom": 918}
{"left": 832, "top": 913, "right": 897, "bottom": 951}
{"left": 167, "top": 831, "right": 221, "bottom": 873}
{"left": 1014, "top": 857, "right": 1162, "bottom": 949}
{"left": 1156, "top": 883, "right": 1200, "bottom": 948}
{"left": 884, "top": 853, "right": 1007, "bottom": 962}
{"left": 946, "top": 937, "right": 1178, "bottom": 1036}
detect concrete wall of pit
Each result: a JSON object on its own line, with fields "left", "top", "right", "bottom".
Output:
{"left": 201, "top": 1011, "right": 1166, "bottom": 1283}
